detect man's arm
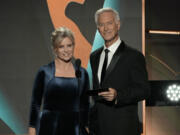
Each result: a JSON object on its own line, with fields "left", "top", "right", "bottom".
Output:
{"left": 99, "top": 52, "right": 150, "bottom": 106}
{"left": 115, "top": 52, "right": 150, "bottom": 106}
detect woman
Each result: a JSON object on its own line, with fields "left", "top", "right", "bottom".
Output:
{"left": 28, "top": 27, "right": 89, "bottom": 135}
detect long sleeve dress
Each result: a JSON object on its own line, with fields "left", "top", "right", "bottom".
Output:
{"left": 29, "top": 61, "right": 89, "bottom": 135}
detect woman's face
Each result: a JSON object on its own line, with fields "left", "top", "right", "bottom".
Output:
{"left": 54, "top": 37, "right": 74, "bottom": 62}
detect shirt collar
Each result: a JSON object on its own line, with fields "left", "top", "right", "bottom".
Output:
{"left": 103, "top": 37, "right": 121, "bottom": 54}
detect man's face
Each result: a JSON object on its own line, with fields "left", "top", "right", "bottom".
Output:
{"left": 97, "top": 11, "right": 120, "bottom": 43}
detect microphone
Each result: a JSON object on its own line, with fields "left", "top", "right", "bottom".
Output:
{"left": 75, "top": 59, "right": 81, "bottom": 78}
{"left": 75, "top": 59, "right": 81, "bottom": 135}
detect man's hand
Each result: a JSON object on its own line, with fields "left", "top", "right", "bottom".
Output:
{"left": 29, "top": 127, "right": 36, "bottom": 135}
{"left": 98, "top": 88, "right": 117, "bottom": 101}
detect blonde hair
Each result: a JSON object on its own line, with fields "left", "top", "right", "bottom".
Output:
{"left": 51, "top": 27, "right": 75, "bottom": 49}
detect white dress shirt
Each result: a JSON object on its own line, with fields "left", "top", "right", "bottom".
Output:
{"left": 98, "top": 37, "right": 121, "bottom": 83}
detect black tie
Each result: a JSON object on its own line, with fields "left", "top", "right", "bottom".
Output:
{"left": 100, "top": 49, "right": 109, "bottom": 85}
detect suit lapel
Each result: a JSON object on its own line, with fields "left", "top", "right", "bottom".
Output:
{"left": 102, "top": 41, "right": 126, "bottom": 84}
{"left": 92, "top": 47, "right": 103, "bottom": 86}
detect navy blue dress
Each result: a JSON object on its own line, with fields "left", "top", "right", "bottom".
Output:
{"left": 29, "top": 61, "right": 89, "bottom": 135}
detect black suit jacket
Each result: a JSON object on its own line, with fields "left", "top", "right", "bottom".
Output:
{"left": 89, "top": 41, "right": 150, "bottom": 135}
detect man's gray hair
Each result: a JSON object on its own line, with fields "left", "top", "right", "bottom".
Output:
{"left": 95, "top": 8, "right": 120, "bottom": 26}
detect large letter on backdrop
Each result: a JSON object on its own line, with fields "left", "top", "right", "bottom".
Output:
{"left": 47, "top": 0, "right": 92, "bottom": 67}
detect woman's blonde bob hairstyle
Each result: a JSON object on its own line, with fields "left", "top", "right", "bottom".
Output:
{"left": 51, "top": 27, "right": 75, "bottom": 49}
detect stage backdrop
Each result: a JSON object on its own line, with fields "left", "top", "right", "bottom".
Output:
{"left": 0, "top": 0, "right": 142, "bottom": 134}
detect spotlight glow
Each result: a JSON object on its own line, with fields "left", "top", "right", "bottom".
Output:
{"left": 166, "top": 84, "right": 180, "bottom": 102}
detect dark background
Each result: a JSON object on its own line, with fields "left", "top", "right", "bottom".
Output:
{"left": 145, "top": 0, "right": 180, "bottom": 135}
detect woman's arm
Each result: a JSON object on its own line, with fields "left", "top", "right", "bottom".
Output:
{"left": 29, "top": 67, "right": 45, "bottom": 128}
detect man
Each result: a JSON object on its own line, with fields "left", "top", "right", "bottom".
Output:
{"left": 89, "top": 8, "right": 150, "bottom": 135}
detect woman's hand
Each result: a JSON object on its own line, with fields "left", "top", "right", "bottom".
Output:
{"left": 28, "top": 127, "right": 36, "bottom": 135}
